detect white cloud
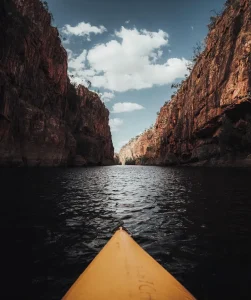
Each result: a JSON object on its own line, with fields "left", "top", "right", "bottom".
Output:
{"left": 111, "top": 102, "right": 144, "bottom": 113}
{"left": 62, "top": 21, "right": 107, "bottom": 41}
{"left": 109, "top": 118, "right": 124, "bottom": 132}
{"left": 150, "top": 49, "right": 163, "bottom": 63}
{"left": 66, "top": 49, "right": 73, "bottom": 59}
{"left": 191, "top": 26, "right": 194, "bottom": 30}
{"left": 66, "top": 26, "right": 190, "bottom": 92}
{"left": 68, "top": 49, "right": 87, "bottom": 70}
{"left": 157, "top": 50, "right": 163, "bottom": 57}
{"left": 67, "top": 49, "right": 89, "bottom": 85}
{"left": 125, "top": 20, "right": 130, "bottom": 24}
{"left": 101, "top": 92, "right": 115, "bottom": 102}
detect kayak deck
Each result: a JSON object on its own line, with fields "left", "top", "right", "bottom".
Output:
{"left": 63, "top": 227, "right": 195, "bottom": 300}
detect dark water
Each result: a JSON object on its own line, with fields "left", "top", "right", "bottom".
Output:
{"left": 1, "top": 166, "right": 251, "bottom": 299}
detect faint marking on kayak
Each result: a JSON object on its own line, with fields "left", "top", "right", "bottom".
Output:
{"left": 137, "top": 265, "right": 157, "bottom": 300}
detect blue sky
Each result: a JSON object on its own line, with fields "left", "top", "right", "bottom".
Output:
{"left": 46, "top": 0, "right": 225, "bottom": 152}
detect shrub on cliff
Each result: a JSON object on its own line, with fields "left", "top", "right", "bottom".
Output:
{"left": 192, "top": 42, "right": 204, "bottom": 62}
{"left": 207, "top": 1, "right": 240, "bottom": 32}
{"left": 41, "top": 1, "right": 54, "bottom": 23}
{"left": 207, "top": 7, "right": 226, "bottom": 31}
{"left": 208, "top": 15, "right": 219, "bottom": 31}
{"left": 225, "top": 0, "right": 240, "bottom": 9}
{"left": 185, "top": 41, "right": 204, "bottom": 73}
{"left": 41, "top": 1, "right": 49, "bottom": 10}
{"left": 171, "top": 83, "right": 182, "bottom": 89}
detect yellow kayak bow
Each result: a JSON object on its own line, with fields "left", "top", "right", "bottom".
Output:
{"left": 63, "top": 227, "right": 195, "bottom": 300}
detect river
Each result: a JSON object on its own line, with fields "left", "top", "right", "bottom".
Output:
{"left": 1, "top": 166, "right": 251, "bottom": 299}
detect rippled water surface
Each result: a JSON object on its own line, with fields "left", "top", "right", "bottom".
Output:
{"left": 1, "top": 166, "right": 251, "bottom": 299}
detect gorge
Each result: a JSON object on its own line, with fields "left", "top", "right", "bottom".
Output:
{"left": 1, "top": 0, "right": 250, "bottom": 168}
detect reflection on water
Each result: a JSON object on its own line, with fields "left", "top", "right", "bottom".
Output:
{"left": 1, "top": 166, "right": 251, "bottom": 299}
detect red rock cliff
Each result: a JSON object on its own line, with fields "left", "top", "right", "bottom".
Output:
{"left": 0, "top": 0, "right": 114, "bottom": 166}
{"left": 119, "top": 0, "right": 251, "bottom": 166}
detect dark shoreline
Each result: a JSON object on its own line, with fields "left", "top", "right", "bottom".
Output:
{"left": 122, "top": 157, "right": 251, "bottom": 168}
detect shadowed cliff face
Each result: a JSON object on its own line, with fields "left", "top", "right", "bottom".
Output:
{"left": 119, "top": 0, "right": 251, "bottom": 166}
{"left": 0, "top": 0, "right": 114, "bottom": 166}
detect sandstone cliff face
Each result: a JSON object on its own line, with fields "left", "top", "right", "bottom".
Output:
{"left": 0, "top": 0, "right": 114, "bottom": 166}
{"left": 119, "top": 0, "right": 251, "bottom": 166}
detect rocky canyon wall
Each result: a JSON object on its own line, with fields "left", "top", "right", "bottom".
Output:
{"left": 119, "top": 0, "right": 251, "bottom": 166}
{"left": 0, "top": 0, "right": 114, "bottom": 166}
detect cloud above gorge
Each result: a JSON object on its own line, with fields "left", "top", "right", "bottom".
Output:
{"left": 100, "top": 92, "right": 115, "bottom": 103}
{"left": 66, "top": 25, "right": 190, "bottom": 92}
{"left": 111, "top": 102, "right": 144, "bottom": 113}
{"left": 109, "top": 118, "right": 124, "bottom": 132}
{"left": 62, "top": 21, "right": 107, "bottom": 41}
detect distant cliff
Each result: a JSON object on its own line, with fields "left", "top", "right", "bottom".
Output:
{"left": 119, "top": 0, "right": 251, "bottom": 167}
{"left": 0, "top": 0, "right": 114, "bottom": 166}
